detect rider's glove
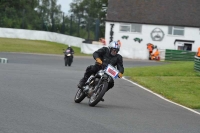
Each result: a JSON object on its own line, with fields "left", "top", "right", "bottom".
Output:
{"left": 118, "top": 73, "right": 123, "bottom": 78}
{"left": 95, "top": 58, "right": 102, "bottom": 65}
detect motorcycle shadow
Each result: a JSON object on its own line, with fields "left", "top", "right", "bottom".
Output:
{"left": 74, "top": 100, "right": 133, "bottom": 109}
{"left": 102, "top": 104, "right": 134, "bottom": 110}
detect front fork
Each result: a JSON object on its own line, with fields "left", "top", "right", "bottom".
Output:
{"left": 93, "top": 74, "right": 110, "bottom": 93}
{"left": 93, "top": 77, "right": 103, "bottom": 92}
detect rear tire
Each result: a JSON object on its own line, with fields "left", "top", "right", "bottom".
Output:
{"left": 74, "top": 89, "right": 86, "bottom": 103}
{"left": 88, "top": 81, "right": 108, "bottom": 107}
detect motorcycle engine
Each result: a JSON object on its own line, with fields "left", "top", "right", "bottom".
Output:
{"left": 94, "top": 78, "right": 99, "bottom": 85}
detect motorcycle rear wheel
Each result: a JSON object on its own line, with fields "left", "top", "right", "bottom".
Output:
{"left": 74, "top": 89, "right": 86, "bottom": 103}
{"left": 88, "top": 81, "right": 108, "bottom": 107}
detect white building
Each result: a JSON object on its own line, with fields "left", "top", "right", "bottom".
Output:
{"left": 105, "top": 0, "right": 200, "bottom": 59}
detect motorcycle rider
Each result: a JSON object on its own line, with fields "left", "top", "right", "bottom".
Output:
{"left": 77, "top": 41, "right": 124, "bottom": 101}
{"left": 65, "top": 45, "right": 74, "bottom": 62}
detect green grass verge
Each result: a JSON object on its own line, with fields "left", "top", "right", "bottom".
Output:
{"left": 124, "top": 61, "right": 200, "bottom": 109}
{"left": 0, "top": 37, "right": 90, "bottom": 56}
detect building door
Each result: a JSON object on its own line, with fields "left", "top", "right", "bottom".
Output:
{"left": 174, "top": 39, "right": 194, "bottom": 51}
{"left": 183, "top": 43, "right": 192, "bottom": 51}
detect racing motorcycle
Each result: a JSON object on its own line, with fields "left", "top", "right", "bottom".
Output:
{"left": 74, "top": 64, "right": 119, "bottom": 107}
{"left": 63, "top": 49, "right": 73, "bottom": 66}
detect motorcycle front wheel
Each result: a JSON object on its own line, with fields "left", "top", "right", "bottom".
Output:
{"left": 74, "top": 88, "right": 86, "bottom": 103}
{"left": 88, "top": 81, "right": 108, "bottom": 107}
{"left": 68, "top": 56, "right": 72, "bottom": 66}
{"left": 64, "top": 57, "right": 68, "bottom": 66}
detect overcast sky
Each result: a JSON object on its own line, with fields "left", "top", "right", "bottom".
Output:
{"left": 57, "top": 0, "right": 73, "bottom": 14}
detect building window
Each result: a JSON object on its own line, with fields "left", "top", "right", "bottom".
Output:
{"left": 168, "top": 26, "right": 184, "bottom": 36}
{"left": 177, "top": 44, "right": 192, "bottom": 51}
{"left": 120, "top": 23, "right": 142, "bottom": 33}
{"left": 120, "top": 24, "right": 130, "bottom": 32}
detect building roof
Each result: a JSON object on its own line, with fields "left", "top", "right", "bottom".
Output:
{"left": 106, "top": 0, "right": 200, "bottom": 27}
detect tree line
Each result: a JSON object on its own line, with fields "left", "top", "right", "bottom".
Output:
{"left": 0, "top": 0, "right": 108, "bottom": 40}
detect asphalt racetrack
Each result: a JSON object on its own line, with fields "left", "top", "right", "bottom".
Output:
{"left": 0, "top": 52, "right": 200, "bottom": 133}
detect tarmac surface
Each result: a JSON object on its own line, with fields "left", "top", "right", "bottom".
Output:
{"left": 0, "top": 52, "right": 199, "bottom": 133}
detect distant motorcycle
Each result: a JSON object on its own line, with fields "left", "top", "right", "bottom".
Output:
{"left": 74, "top": 64, "right": 119, "bottom": 107}
{"left": 63, "top": 49, "right": 73, "bottom": 66}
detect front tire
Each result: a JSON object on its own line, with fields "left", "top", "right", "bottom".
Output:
{"left": 64, "top": 58, "right": 68, "bottom": 66}
{"left": 74, "top": 89, "right": 86, "bottom": 103}
{"left": 68, "top": 56, "right": 72, "bottom": 66}
{"left": 88, "top": 81, "right": 108, "bottom": 107}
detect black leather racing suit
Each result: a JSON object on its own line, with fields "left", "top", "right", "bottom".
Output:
{"left": 79, "top": 47, "right": 124, "bottom": 89}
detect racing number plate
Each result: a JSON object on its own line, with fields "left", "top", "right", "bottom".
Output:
{"left": 105, "top": 64, "right": 119, "bottom": 79}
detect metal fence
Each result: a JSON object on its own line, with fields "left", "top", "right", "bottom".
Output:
{"left": 165, "top": 49, "right": 196, "bottom": 61}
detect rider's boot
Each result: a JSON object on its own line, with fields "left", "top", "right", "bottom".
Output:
{"left": 77, "top": 78, "right": 87, "bottom": 90}
{"left": 77, "top": 70, "right": 92, "bottom": 90}
{"left": 77, "top": 73, "right": 91, "bottom": 90}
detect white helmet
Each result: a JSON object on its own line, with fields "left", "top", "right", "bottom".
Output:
{"left": 108, "top": 41, "right": 120, "bottom": 56}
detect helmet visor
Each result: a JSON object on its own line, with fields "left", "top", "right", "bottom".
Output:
{"left": 111, "top": 48, "right": 118, "bottom": 56}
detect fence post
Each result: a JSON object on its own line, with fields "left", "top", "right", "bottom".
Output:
{"left": 61, "top": 12, "right": 65, "bottom": 34}
{"left": 22, "top": 9, "right": 25, "bottom": 29}
{"left": 70, "top": 15, "right": 73, "bottom": 35}
{"left": 95, "top": 18, "right": 100, "bottom": 41}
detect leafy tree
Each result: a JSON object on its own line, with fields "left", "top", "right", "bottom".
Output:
{"left": 36, "top": 0, "right": 62, "bottom": 31}
{"left": 0, "top": 0, "right": 107, "bottom": 39}
{"left": 69, "top": 0, "right": 108, "bottom": 40}
{"left": 0, "top": 0, "right": 63, "bottom": 32}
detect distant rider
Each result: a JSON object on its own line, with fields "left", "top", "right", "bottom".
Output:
{"left": 65, "top": 45, "right": 74, "bottom": 62}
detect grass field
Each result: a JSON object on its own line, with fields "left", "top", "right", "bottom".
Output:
{"left": 1, "top": 37, "right": 199, "bottom": 109}
{"left": 124, "top": 61, "right": 200, "bottom": 109}
{"left": 0, "top": 37, "right": 88, "bottom": 56}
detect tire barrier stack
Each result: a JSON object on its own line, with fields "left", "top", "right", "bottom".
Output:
{"left": 194, "top": 56, "right": 200, "bottom": 72}
{"left": 0, "top": 58, "right": 8, "bottom": 64}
